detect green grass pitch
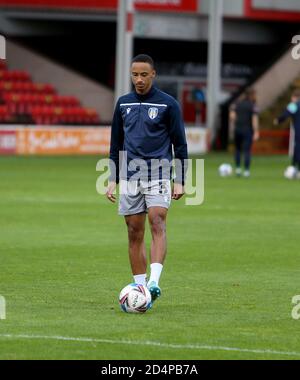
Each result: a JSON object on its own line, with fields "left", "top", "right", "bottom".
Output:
{"left": 0, "top": 154, "right": 300, "bottom": 360}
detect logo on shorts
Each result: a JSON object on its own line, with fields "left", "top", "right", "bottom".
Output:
{"left": 160, "top": 182, "right": 169, "bottom": 195}
{"left": 148, "top": 107, "right": 158, "bottom": 120}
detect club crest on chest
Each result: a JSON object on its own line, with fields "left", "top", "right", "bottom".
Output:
{"left": 148, "top": 107, "right": 159, "bottom": 120}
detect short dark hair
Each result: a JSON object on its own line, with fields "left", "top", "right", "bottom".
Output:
{"left": 132, "top": 54, "right": 154, "bottom": 69}
{"left": 292, "top": 88, "right": 300, "bottom": 99}
{"left": 244, "top": 88, "right": 256, "bottom": 102}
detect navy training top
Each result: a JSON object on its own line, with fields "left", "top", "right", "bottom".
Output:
{"left": 231, "top": 99, "right": 259, "bottom": 132}
{"left": 109, "top": 86, "right": 188, "bottom": 184}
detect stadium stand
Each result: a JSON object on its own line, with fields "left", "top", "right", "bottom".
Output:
{"left": 30, "top": 105, "right": 99, "bottom": 125}
{"left": 0, "top": 104, "right": 12, "bottom": 123}
{"left": 0, "top": 60, "right": 6, "bottom": 70}
{"left": 0, "top": 59, "right": 100, "bottom": 125}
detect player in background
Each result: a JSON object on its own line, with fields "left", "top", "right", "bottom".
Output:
{"left": 106, "top": 54, "right": 188, "bottom": 305}
{"left": 274, "top": 89, "right": 300, "bottom": 177}
{"left": 229, "top": 89, "right": 260, "bottom": 177}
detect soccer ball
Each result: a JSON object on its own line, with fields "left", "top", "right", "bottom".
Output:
{"left": 119, "top": 283, "right": 152, "bottom": 314}
{"left": 284, "top": 166, "right": 298, "bottom": 180}
{"left": 218, "top": 163, "right": 233, "bottom": 177}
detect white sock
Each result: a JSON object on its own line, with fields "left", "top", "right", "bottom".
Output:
{"left": 133, "top": 274, "right": 147, "bottom": 286}
{"left": 148, "top": 263, "right": 163, "bottom": 285}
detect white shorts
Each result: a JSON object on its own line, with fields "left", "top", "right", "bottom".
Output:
{"left": 118, "top": 179, "right": 172, "bottom": 216}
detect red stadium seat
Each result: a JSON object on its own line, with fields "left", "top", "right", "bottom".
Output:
{"left": 33, "top": 83, "right": 56, "bottom": 94}
{"left": 0, "top": 70, "right": 31, "bottom": 82}
{"left": 0, "top": 105, "right": 12, "bottom": 123}
{"left": 61, "top": 96, "right": 80, "bottom": 107}
{"left": 0, "top": 60, "right": 7, "bottom": 70}
{"left": 0, "top": 65, "right": 100, "bottom": 125}
{"left": 0, "top": 81, "right": 56, "bottom": 94}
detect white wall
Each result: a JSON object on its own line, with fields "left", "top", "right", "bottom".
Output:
{"left": 253, "top": 0, "right": 300, "bottom": 12}
{"left": 200, "top": 0, "right": 245, "bottom": 16}
{"left": 135, "top": 13, "right": 277, "bottom": 44}
{"left": 255, "top": 47, "right": 300, "bottom": 111}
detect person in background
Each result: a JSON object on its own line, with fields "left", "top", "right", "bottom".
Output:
{"left": 274, "top": 89, "right": 300, "bottom": 177}
{"left": 229, "top": 89, "right": 260, "bottom": 177}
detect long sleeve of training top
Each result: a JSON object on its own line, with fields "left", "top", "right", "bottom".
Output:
{"left": 109, "top": 99, "right": 124, "bottom": 184}
{"left": 277, "top": 102, "right": 300, "bottom": 124}
{"left": 278, "top": 108, "right": 293, "bottom": 124}
{"left": 168, "top": 100, "right": 188, "bottom": 184}
{"left": 277, "top": 101, "right": 300, "bottom": 142}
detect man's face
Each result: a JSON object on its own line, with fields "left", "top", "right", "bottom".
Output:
{"left": 131, "top": 62, "right": 156, "bottom": 95}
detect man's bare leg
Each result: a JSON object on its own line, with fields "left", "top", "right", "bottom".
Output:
{"left": 125, "top": 213, "right": 147, "bottom": 285}
{"left": 147, "top": 207, "right": 168, "bottom": 300}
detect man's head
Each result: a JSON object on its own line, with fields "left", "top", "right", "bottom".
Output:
{"left": 291, "top": 88, "right": 300, "bottom": 103}
{"left": 131, "top": 54, "right": 156, "bottom": 95}
{"left": 244, "top": 88, "right": 256, "bottom": 102}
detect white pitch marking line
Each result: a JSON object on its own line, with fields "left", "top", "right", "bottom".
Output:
{"left": 0, "top": 334, "right": 299, "bottom": 357}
